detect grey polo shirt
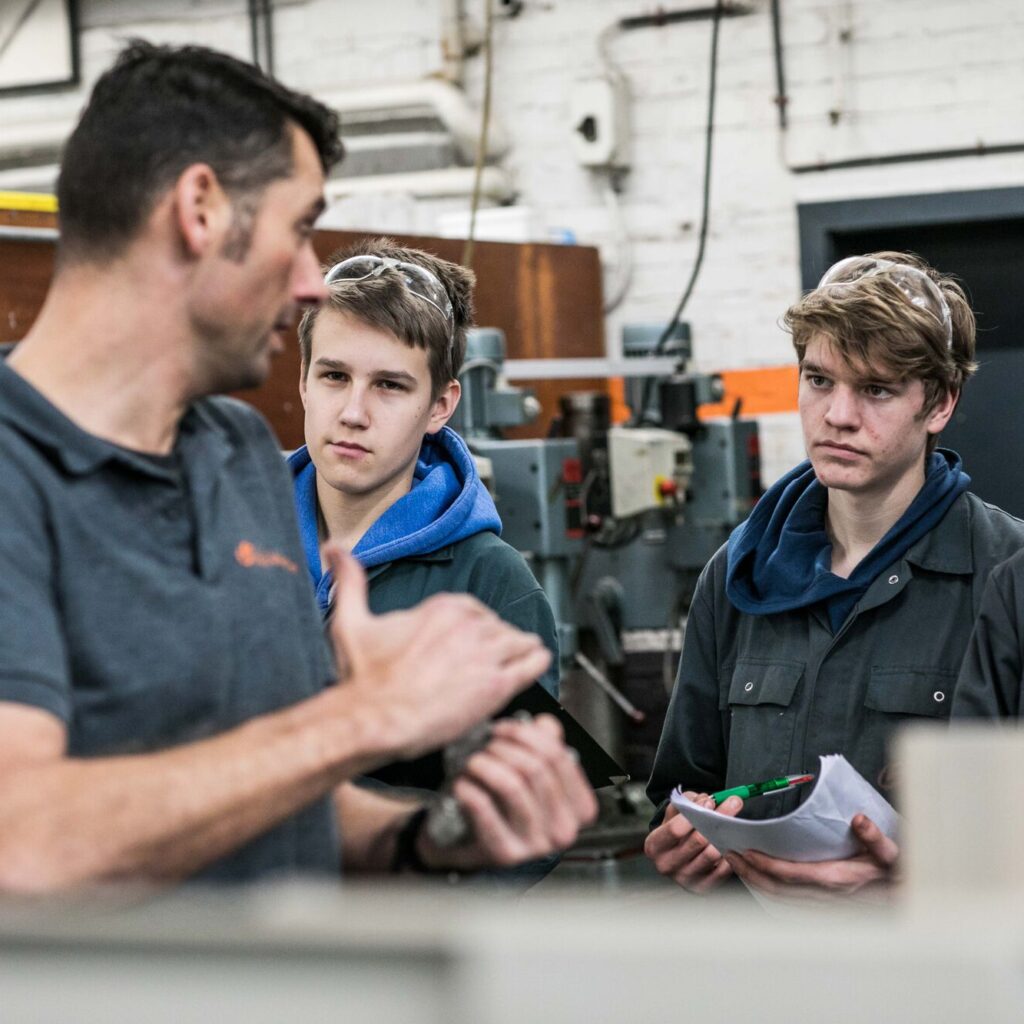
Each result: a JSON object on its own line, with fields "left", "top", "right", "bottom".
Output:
{"left": 0, "top": 359, "right": 339, "bottom": 882}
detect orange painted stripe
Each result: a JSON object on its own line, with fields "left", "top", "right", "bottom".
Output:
{"left": 608, "top": 377, "right": 630, "bottom": 424}
{"left": 607, "top": 364, "right": 798, "bottom": 424}
{"left": 699, "top": 365, "right": 799, "bottom": 419}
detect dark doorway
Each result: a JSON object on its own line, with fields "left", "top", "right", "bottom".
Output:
{"left": 798, "top": 189, "right": 1024, "bottom": 516}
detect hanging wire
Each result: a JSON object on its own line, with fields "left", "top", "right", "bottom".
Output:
{"left": 599, "top": 174, "right": 634, "bottom": 314}
{"left": 247, "top": 0, "right": 275, "bottom": 75}
{"left": 461, "top": 0, "right": 496, "bottom": 270}
{"left": 636, "top": 0, "right": 725, "bottom": 424}
{"left": 593, "top": 21, "right": 634, "bottom": 313}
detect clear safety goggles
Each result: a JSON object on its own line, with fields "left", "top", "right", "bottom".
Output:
{"left": 817, "top": 255, "right": 953, "bottom": 349}
{"left": 324, "top": 255, "right": 455, "bottom": 345}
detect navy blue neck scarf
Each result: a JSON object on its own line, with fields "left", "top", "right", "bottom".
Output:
{"left": 726, "top": 449, "right": 969, "bottom": 632}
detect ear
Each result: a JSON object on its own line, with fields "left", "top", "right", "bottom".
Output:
{"left": 172, "top": 163, "right": 230, "bottom": 258}
{"left": 425, "top": 379, "right": 461, "bottom": 435}
{"left": 924, "top": 387, "right": 958, "bottom": 435}
{"left": 299, "top": 363, "right": 309, "bottom": 409}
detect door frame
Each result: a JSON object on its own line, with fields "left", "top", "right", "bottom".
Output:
{"left": 797, "top": 187, "right": 1024, "bottom": 289}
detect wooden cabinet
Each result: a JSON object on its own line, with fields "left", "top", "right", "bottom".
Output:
{"left": 0, "top": 215, "right": 607, "bottom": 446}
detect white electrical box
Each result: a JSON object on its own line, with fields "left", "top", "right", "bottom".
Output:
{"left": 473, "top": 453, "right": 495, "bottom": 495}
{"left": 569, "top": 75, "right": 630, "bottom": 169}
{"left": 608, "top": 427, "right": 692, "bottom": 519}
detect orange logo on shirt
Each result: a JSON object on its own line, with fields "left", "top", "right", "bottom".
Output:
{"left": 234, "top": 540, "right": 299, "bottom": 574}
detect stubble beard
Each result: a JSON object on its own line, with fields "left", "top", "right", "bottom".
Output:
{"left": 191, "top": 325, "right": 273, "bottom": 396}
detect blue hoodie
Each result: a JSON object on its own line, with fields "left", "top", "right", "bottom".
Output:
{"left": 726, "top": 449, "right": 970, "bottom": 633}
{"left": 288, "top": 426, "right": 502, "bottom": 613}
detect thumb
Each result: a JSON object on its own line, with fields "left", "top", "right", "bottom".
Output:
{"left": 325, "top": 543, "right": 369, "bottom": 625}
{"left": 324, "top": 544, "right": 370, "bottom": 666}
{"left": 715, "top": 796, "right": 744, "bottom": 817}
{"left": 852, "top": 813, "right": 901, "bottom": 868}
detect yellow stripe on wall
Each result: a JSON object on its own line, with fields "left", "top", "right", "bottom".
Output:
{"left": 0, "top": 192, "right": 58, "bottom": 213}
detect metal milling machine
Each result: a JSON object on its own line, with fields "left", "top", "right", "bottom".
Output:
{"left": 451, "top": 326, "right": 762, "bottom": 872}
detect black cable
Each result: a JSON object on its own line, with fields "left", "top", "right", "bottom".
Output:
{"left": 637, "top": 0, "right": 725, "bottom": 425}
{"left": 770, "top": 0, "right": 788, "bottom": 131}
{"left": 263, "top": 0, "right": 275, "bottom": 78}
{"left": 248, "top": 0, "right": 275, "bottom": 76}
{"left": 248, "top": 0, "right": 260, "bottom": 67}
{"left": 246, "top": 0, "right": 260, "bottom": 67}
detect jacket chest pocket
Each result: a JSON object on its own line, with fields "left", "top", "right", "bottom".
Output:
{"left": 721, "top": 661, "right": 803, "bottom": 791}
{"left": 864, "top": 669, "right": 955, "bottom": 719}
{"left": 852, "top": 668, "right": 956, "bottom": 796}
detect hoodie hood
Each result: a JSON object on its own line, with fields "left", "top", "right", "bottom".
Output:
{"left": 725, "top": 448, "right": 970, "bottom": 631}
{"left": 289, "top": 426, "right": 501, "bottom": 613}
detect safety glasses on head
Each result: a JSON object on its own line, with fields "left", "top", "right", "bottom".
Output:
{"left": 324, "top": 255, "right": 455, "bottom": 347}
{"left": 817, "top": 255, "right": 954, "bottom": 350}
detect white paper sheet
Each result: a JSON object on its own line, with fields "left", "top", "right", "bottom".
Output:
{"left": 669, "top": 754, "right": 900, "bottom": 862}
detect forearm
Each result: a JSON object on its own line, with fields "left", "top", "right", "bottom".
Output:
{"left": 0, "top": 687, "right": 403, "bottom": 893}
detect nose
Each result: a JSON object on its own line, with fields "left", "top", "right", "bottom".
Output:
{"left": 824, "top": 385, "right": 861, "bottom": 429}
{"left": 293, "top": 240, "right": 328, "bottom": 307}
{"left": 339, "top": 384, "right": 370, "bottom": 429}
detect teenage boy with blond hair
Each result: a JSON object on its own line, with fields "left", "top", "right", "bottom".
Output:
{"left": 645, "top": 252, "right": 1024, "bottom": 900}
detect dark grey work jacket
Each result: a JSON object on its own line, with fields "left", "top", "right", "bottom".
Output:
{"left": 952, "top": 546, "right": 1024, "bottom": 718}
{"left": 648, "top": 492, "right": 1024, "bottom": 818}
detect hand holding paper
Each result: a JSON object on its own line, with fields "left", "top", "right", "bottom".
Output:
{"left": 643, "top": 792, "right": 743, "bottom": 894}
{"left": 668, "top": 755, "right": 901, "bottom": 903}
{"left": 670, "top": 754, "right": 899, "bottom": 861}
{"left": 724, "top": 812, "right": 900, "bottom": 902}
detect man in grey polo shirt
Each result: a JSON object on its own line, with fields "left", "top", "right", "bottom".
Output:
{"left": 0, "top": 41, "right": 595, "bottom": 891}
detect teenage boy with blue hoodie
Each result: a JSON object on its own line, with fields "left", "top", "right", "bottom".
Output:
{"left": 644, "top": 252, "right": 1024, "bottom": 902}
{"left": 289, "top": 238, "right": 560, "bottom": 798}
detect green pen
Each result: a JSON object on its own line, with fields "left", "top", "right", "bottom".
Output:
{"left": 711, "top": 772, "right": 815, "bottom": 806}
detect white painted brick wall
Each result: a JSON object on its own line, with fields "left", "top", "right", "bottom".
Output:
{"left": 2, "top": 0, "right": 1023, "bottom": 481}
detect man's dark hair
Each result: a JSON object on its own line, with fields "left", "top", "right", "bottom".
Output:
{"left": 56, "top": 40, "right": 344, "bottom": 265}
{"left": 298, "top": 237, "right": 476, "bottom": 399}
